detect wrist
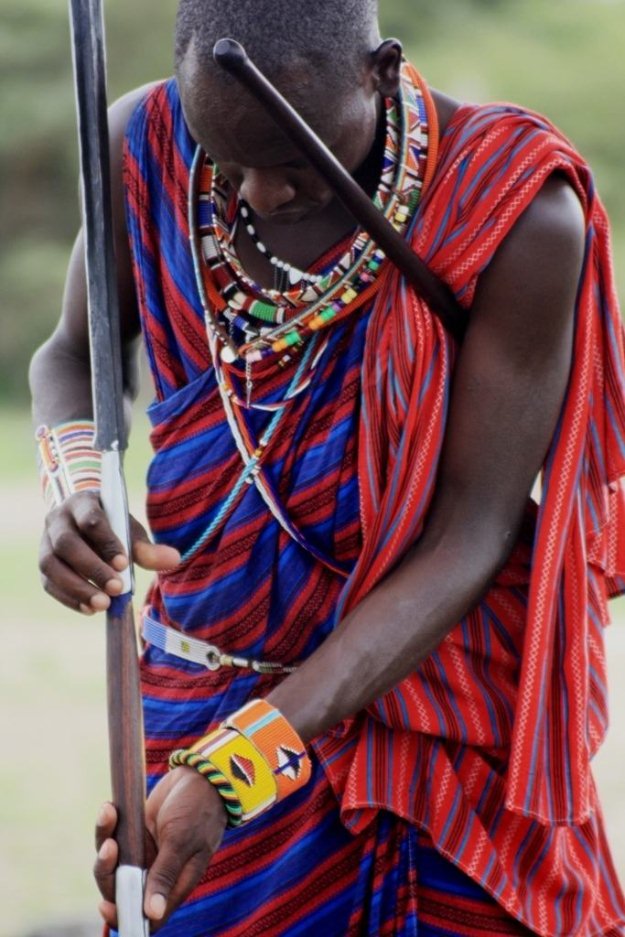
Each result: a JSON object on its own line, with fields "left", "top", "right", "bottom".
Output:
{"left": 168, "top": 699, "right": 312, "bottom": 827}
{"left": 172, "top": 764, "right": 229, "bottom": 829}
{"left": 266, "top": 680, "right": 325, "bottom": 744}
{"left": 265, "top": 629, "right": 354, "bottom": 743}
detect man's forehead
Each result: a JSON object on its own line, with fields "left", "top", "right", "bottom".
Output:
{"left": 202, "top": 114, "right": 309, "bottom": 168}
{"left": 180, "top": 35, "right": 331, "bottom": 104}
{"left": 179, "top": 47, "right": 342, "bottom": 165}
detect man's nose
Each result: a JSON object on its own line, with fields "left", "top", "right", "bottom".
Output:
{"left": 239, "top": 168, "right": 297, "bottom": 216}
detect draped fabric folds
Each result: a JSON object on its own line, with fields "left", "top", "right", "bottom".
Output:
{"left": 317, "top": 97, "right": 625, "bottom": 811}
{"left": 311, "top": 98, "right": 625, "bottom": 932}
{"left": 122, "top": 73, "right": 625, "bottom": 935}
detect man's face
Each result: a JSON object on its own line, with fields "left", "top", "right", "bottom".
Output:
{"left": 178, "top": 44, "right": 379, "bottom": 223}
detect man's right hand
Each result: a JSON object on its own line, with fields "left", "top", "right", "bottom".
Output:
{"left": 39, "top": 491, "right": 181, "bottom": 614}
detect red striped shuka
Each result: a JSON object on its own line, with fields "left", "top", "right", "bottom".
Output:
{"left": 120, "top": 70, "right": 625, "bottom": 936}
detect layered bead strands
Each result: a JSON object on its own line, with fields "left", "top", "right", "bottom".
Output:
{"left": 183, "top": 255, "right": 355, "bottom": 576}
{"left": 238, "top": 201, "right": 324, "bottom": 291}
{"left": 193, "top": 61, "right": 431, "bottom": 369}
{"left": 183, "top": 64, "right": 430, "bottom": 567}
{"left": 176, "top": 325, "right": 323, "bottom": 564}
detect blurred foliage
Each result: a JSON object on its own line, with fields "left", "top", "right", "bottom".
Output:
{"left": 2, "top": 0, "right": 625, "bottom": 401}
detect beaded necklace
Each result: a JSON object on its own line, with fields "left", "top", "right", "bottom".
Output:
{"left": 238, "top": 201, "right": 324, "bottom": 291}
{"left": 205, "top": 101, "right": 402, "bottom": 326}
{"left": 190, "top": 63, "right": 430, "bottom": 368}
{"left": 183, "top": 65, "right": 431, "bottom": 567}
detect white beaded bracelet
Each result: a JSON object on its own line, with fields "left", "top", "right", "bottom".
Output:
{"left": 36, "top": 420, "right": 102, "bottom": 510}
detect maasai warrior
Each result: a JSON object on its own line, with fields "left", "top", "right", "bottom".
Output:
{"left": 30, "top": 1, "right": 625, "bottom": 934}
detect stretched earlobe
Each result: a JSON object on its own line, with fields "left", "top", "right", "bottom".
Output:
{"left": 371, "top": 38, "right": 403, "bottom": 97}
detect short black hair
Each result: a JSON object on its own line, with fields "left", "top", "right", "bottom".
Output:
{"left": 174, "top": 0, "right": 380, "bottom": 88}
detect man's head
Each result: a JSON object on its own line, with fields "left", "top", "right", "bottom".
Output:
{"left": 175, "top": 0, "right": 402, "bottom": 221}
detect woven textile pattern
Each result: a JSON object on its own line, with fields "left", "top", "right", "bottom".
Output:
{"left": 121, "top": 76, "right": 625, "bottom": 935}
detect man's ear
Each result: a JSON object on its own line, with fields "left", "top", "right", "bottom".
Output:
{"left": 370, "top": 38, "right": 403, "bottom": 97}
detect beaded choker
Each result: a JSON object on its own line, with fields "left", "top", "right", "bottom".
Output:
{"left": 189, "top": 62, "right": 431, "bottom": 371}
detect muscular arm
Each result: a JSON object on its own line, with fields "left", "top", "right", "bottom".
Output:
{"left": 29, "top": 84, "right": 152, "bottom": 426}
{"left": 269, "top": 174, "right": 586, "bottom": 741}
{"left": 29, "top": 82, "right": 179, "bottom": 615}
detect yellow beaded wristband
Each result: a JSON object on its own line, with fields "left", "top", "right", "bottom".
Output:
{"left": 224, "top": 699, "right": 312, "bottom": 801}
{"left": 168, "top": 748, "right": 244, "bottom": 827}
{"left": 170, "top": 700, "right": 312, "bottom": 826}
{"left": 189, "top": 726, "right": 278, "bottom": 822}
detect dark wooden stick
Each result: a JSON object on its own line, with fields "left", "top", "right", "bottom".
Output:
{"left": 213, "top": 38, "right": 466, "bottom": 342}
{"left": 68, "top": 1, "right": 148, "bottom": 933}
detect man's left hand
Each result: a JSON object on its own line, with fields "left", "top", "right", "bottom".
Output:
{"left": 95, "top": 767, "right": 227, "bottom": 930}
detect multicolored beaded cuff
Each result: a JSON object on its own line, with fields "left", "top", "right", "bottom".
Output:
{"left": 169, "top": 700, "right": 311, "bottom": 826}
{"left": 192, "top": 726, "right": 279, "bottom": 821}
{"left": 170, "top": 725, "right": 277, "bottom": 824}
{"left": 36, "top": 421, "right": 101, "bottom": 511}
{"left": 224, "top": 699, "right": 311, "bottom": 801}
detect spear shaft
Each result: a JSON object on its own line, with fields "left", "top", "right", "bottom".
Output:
{"left": 68, "top": 1, "right": 148, "bottom": 933}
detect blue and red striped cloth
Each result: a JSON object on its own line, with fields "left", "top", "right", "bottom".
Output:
{"left": 116, "top": 70, "right": 625, "bottom": 935}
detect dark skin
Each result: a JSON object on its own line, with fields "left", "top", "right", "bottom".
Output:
{"left": 29, "top": 36, "right": 585, "bottom": 931}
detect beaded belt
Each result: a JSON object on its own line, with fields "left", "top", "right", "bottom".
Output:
{"left": 142, "top": 614, "right": 298, "bottom": 675}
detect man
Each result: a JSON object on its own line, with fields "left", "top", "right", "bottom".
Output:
{"left": 30, "top": 1, "right": 625, "bottom": 934}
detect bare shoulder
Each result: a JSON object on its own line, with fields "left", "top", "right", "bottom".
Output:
{"left": 429, "top": 88, "right": 462, "bottom": 138}
{"left": 470, "top": 172, "right": 586, "bottom": 371}
{"left": 485, "top": 174, "right": 586, "bottom": 307}
{"left": 512, "top": 173, "right": 586, "bottom": 251}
